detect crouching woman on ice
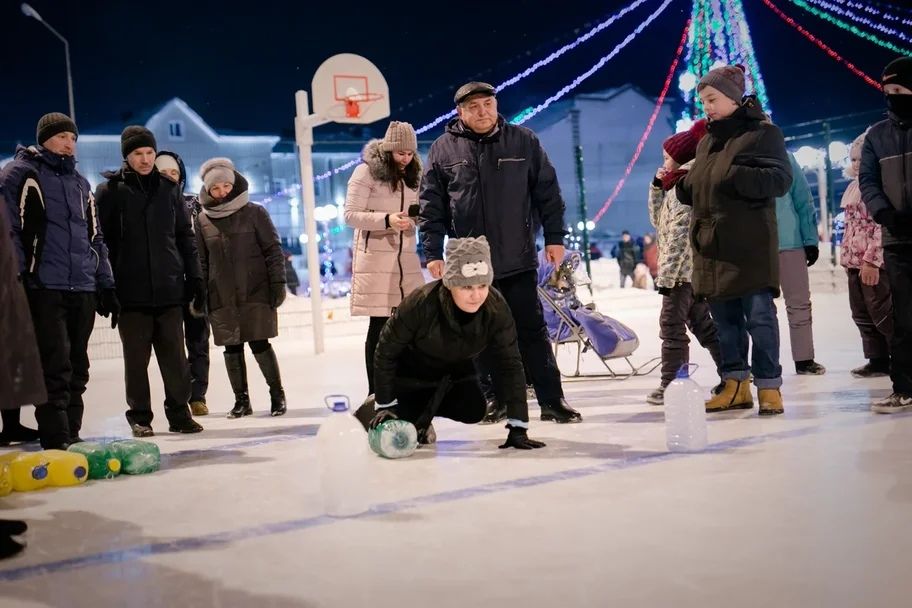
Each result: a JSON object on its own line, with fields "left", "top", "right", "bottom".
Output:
{"left": 353, "top": 236, "right": 545, "bottom": 450}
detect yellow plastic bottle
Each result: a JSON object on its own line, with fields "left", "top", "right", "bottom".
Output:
{"left": 0, "top": 461, "right": 12, "bottom": 497}
{"left": 44, "top": 450, "right": 89, "bottom": 487}
{"left": 8, "top": 452, "right": 50, "bottom": 492}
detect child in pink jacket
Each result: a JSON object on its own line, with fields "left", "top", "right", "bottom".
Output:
{"left": 841, "top": 129, "right": 893, "bottom": 378}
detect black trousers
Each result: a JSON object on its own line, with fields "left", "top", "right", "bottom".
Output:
{"left": 118, "top": 306, "right": 192, "bottom": 426}
{"left": 846, "top": 268, "right": 893, "bottom": 361}
{"left": 477, "top": 269, "right": 563, "bottom": 404}
{"left": 224, "top": 340, "right": 270, "bottom": 354}
{"left": 659, "top": 283, "right": 722, "bottom": 386}
{"left": 357, "top": 372, "right": 487, "bottom": 430}
{"left": 26, "top": 289, "right": 96, "bottom": 447}
{"left": 884, "top": 245, "right": 912, "bottom": 395}
{"left": 364, "top": 316, "right": 389, "bottom": 395}
{"left": 183, "top": 306, "right": 210, "bottom": 403}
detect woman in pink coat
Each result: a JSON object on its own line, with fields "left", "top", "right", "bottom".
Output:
{"left": 344, "top": 122, "right": 425, "bottom": 394}
{"left": 841, "top": 129, "right": 893, "bottom": 378}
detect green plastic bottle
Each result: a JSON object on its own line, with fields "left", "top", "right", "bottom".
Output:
{"left": 68, "top": 442, "right": 122, "bottom": 480}
{"left": 108, "top": 440, "right": 160, "bottom": 475}
{"left": 368, "top": 419, "right": 418, "bottom": 459}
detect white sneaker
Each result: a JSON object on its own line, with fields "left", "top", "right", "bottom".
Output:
{"left": 871, "top": 393, "right": 912, "bottom": 414}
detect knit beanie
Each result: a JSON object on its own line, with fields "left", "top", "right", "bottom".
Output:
{"left": 443, "top": 236, "right": 494, "bottom": 288}
{"left": 882, "top": 56, "right": 912, "bottom": 91}
{"left": 698, "top": 64, "right": 747, "bottom": 103}
{"left": 380, "top": 121, "right": 418, "bottom": 153}
{"left": 121, "top": 126, "right": 157, "bottom": 158}
{"left": 662, "top": 119, "right": 708, "bottom": 164}
{"left": 154, "top": 154, "right": 180, "bottom": 176}
{"left": 36, "top": 112, "right": 78, "bottom": 145}
{"left": 200, "top": 157, "right": 236, "bottom": 191}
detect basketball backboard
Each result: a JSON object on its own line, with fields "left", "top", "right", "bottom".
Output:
{"left": 312, "top": 54, "right": 390, "bottom": 124}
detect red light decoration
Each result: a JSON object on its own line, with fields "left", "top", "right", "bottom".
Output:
{"left": 592, "top": 20, "right": 691, "bottom": 224}
{"left": 761, "top": 0, "right": 882, "bottom": 90}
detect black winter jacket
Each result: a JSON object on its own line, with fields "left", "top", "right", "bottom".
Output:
{"left": 96, "top": 166, "right": 201, "bottom": 309}
{"left": 419, "top": 116, "right": 567, "bottom": 279}
{"left": 860, "top": 111, "right": 912, "bottom": 247}
{"left": 374, "top": 281, "right": 529, "bottom": 423}
{"left": 677, "top": 98, "right": 792, "bottom": 301}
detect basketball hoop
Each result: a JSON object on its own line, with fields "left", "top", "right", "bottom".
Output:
{"left": 343, "top": 92, "right": 384, "bottom": 119}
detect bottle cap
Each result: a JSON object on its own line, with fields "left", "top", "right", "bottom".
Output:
{"left": 324, "top": 394, "right": 350, "bottom": 412}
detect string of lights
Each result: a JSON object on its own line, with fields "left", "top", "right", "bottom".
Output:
{"left": 516, "top": 0, "right": 677, "bottom": 125}
{"left": 761, "top": 0, "right": 882, "bottom": 89}
{"left": 786, "top": 0, "right": 912, "bottom": 54}
{"left": 414, "top": 0, "right": 652, "bottom": 136}
{"left": 802, "top": 0, "right": 912, "bottom": 43}
{"left": 312, "top": 0, "right": 655, "bottom": 183}
{"left": 834, "top": 0, "right": 912, "bottom": 24}
{"left": 592, "top": 20, "right": 691, "bottom": 224}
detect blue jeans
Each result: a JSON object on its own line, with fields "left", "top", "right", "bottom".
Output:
{"left": 709, "top": 291, "right": 782, "bottom": 389}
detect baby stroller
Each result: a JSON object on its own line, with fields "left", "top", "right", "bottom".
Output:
{"left": 537, "top": 250, "right": 659, "bottom": 379}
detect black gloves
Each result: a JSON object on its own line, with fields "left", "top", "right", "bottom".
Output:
{"left": 97, "top": 288, "right": 121, "bottom": 329}
{"left": 499, "top": 425, "right": 546, "bottom": 450}
{"left": 369, "top": 407, "right": 398, "bottom": 429}
{"left": 804, "top": 245, "right": 819, "bottom": 267}
{"left": 270, "top": 283, "right": 287, "bottom": 309}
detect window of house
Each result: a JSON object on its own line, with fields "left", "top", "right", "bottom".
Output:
{"left": 168, "top": 120, "right": 184, "bottom": 140}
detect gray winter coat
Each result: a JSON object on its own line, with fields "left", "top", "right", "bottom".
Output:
{"left": 197, "top": 174, "right": 286, "bottom": 346}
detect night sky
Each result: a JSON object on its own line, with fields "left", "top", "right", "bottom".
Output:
{"left": 0, "top": 0, "right": 896, "bottom": 149}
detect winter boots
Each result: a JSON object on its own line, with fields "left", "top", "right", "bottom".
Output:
{"left": 795, "top": 360, "right": 827, "bottom": 376}
{"left": 253, "top": 346, "right": 287, "bottom": 417}
{"left": 225, "top": 347, "right": 287, "bottom": 418}
{"left": 758, "top": 388, "right": 784, "bottom": 416}
{"left": 705, "top": 379, "right": 754, "bottom": 413}
{"left": 851, "top": 358, "right": 890, "bottom": 379}
{"left": 540, "top": 398, "right": 583, "bottom": 423}
{"left": 225, "top": 351, "right": 253, "bottom": 419}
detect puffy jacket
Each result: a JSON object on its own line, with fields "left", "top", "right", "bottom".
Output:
{"left": 96, "top": 165, "right": 201, "bottom": 309}
{"left": 344, "top": 140, "right": 425, "bottom": 317}
{"left": 775, "top": 153, "right": 818, "bottom": 251}
{"left": 419, "top": 116, "right": 566, "bottom": 279}
{"left": 374, "top": 281, "right": 528, "bottom": 423}
{"left": 0, "top": 145, "right": 114, "bottom": 291}
{"left": 648, "top": 160, "right": 695, "bottom": 289}
{"left": 677, "top": 97, "right": 792, "bottom": 301}
{"left": 860, "top": 112, "right": 912, "bottom": 247}
{"left": 840, "top": 179, "right": 884, "bottom": 269}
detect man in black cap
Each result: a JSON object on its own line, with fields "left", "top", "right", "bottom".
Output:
{"left": 95, "top": 125, "right": 205, "bottom": 436}
{"left": 419, "top": 82, "right": 581, "bottom": 424}
{"left": 860, "top": 56, "right": 912, "bottom": 413}
{"left": 0, "top": 113, "right": 118, "bottom": 449}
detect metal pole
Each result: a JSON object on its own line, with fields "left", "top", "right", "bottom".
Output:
{"left": 22, "top": 5, "right": 75, "bottom": 121}
{"left": 570, "top": 109, "right": 592, "bottom": 284}
{"left": 294, "top": 91, "right": 325, "bottom": 354}
{"left": 823, "top": 122, "right": 836, "bottom": 261}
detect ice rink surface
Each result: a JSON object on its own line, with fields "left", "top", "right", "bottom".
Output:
{"left": 1, "top": 282, "right": 910, "bottom": 607}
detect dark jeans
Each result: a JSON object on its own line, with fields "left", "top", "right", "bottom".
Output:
{"left": 183, "top": 306, "right": 210, "bottom": 403}
{"left": 26, "top": 289, "right": 96, "bottom": 447}
{"left": 709, "top": 290, "right": 782, "bottom": 389}
{"left": 846, "top": 268, "right": 893, "bottom": 361}
{"left": 883, "top": 245, "right": 912, "bottom": 394}
{"left": 619, "top": 269, "right": 635, "bottom": 288}
{"left": 477, "top": 270, "right": 563, "bottom": 404}
{"left": 659, "top": 283, "right": 722, "bottom": 386}
{"left": 118, "top": 306, "right": 193, "bottom": 427}
{"left": 365, "top": 316, "right": 389, "bottom": 395}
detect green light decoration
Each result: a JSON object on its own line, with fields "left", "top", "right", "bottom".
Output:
{"left": 787, "top": 0, "right": 912, "bottom": 55}
{"left": 509, "top": 107, "right": 535, "bottom": 124}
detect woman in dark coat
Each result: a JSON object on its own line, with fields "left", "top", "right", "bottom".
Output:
{"left": 354, "top": 236, "right": 546, "bottom": 450}
{"left": 196, "top": 158, "right": 288, "bottom": 418}
{"left": 0, "top": 188, "right": 45, "bottom": 444}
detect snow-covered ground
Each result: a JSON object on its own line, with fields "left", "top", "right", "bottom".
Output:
{"left": 1, "top": 259, "right": 909, "bottom": 608}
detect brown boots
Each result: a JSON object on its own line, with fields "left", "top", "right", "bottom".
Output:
{"left": 705, "top": 379, "right": 783, "bottom": 416}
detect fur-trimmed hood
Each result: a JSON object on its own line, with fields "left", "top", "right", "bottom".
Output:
{"left": 361, "top": 139, "right": 422, "bottom": 183}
